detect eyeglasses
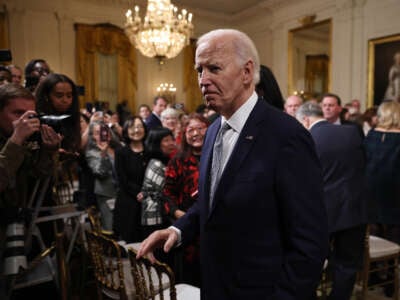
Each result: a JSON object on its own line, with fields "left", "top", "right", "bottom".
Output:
{"left": 186, "top": 126, "right": 207, "bottom": 135}
{"left": 130, "top": 125, "right": 144, "bottom": 130}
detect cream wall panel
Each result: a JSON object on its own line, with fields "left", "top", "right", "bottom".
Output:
{"left": 2, "top": 0, "right": 400, "bottom": 112}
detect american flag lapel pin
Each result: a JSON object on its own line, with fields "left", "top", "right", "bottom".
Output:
{"left": 245, "top": 135, "right": 254, "bottom": 140}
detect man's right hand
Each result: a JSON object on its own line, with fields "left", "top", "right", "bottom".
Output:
{"left": 9, "top": 111, "right": 40, "bottom": 145}
{"left": 136, "top": 228, "right": 178, "bottom": 263}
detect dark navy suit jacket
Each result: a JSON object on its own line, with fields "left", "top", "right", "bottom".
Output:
{"left": 174, "top": 99, "right": 329, "bottom": 300}
{"left": 145, "top": 112, "right": 162, "bottom": 130}
{"left": 310, "top": 120, "right": 367, "bottom": 232}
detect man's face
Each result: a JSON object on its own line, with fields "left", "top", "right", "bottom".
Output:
{"left": 139, "top": 106, "right": 150, "bottom": 120}
{"left": 0, "top": 98, "right": 35, "bottom": 137}
{"left": 351, "top": 99, "right": 361, "bottom": 113}
{"left": 0, "top": 70, "right": 11, "bottom": 86}
{"left": 321, "top": 96, "right": 342, "bottom": 123}
{"left": 195, "top": 38, "right": 251, "bottom": 118}
{"left": 153, "top": 98, "right": 167, "bottom": 115}
{"left": 284, "top": 96, "right": 302, "bottom": 117}
{"left": 10, "top": 67, "right": 23, "bottom": 85}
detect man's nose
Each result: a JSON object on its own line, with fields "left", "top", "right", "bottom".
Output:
{"left": 199, "top": 70, "right": 210, "bottom": 86}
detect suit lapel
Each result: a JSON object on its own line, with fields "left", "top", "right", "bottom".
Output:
{"left": 208, "top": 99, "right": 266, "bottom": 217}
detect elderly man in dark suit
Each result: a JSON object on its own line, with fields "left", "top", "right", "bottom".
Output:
{"left": 296, "top": 102, "right": 367, "bottom": 300}
{"left": 137, "top": 29, "right": 328, "bottom": 300}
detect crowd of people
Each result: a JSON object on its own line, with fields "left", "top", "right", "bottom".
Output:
{"left": 1, "top": 28, "right": 400, "bottom": 300}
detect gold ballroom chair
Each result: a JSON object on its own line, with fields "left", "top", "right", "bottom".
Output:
{"left": 86, "top": 205, "right": 116, "bottom": 238}
{"left": 86, "top": 230, "right": 136, "bottom": 300}
{"left": 127, "top": 248, "right": 200, "bottom": 300}
{"left": 356, "top": 226, "right": 400, "bottom": 300}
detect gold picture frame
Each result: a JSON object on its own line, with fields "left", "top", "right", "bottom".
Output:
{"left": 288, "top": 19, "right": 332, "bottom": 100}
{"left": 367, "top": 34, "right": 400, "bottom": 107}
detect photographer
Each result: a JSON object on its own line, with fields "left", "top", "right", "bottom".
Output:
{"left": 0, "top": 84, "right": 61, "bottom": 297}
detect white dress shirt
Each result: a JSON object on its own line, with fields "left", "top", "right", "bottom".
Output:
{"left": 170, "top": 91, "right": 259, "bottom": 244}
{"left": 218, "top": 91, "right": 258, "bottom": 174}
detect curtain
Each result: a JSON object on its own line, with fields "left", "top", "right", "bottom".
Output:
{"left": 75, "top": 23, "right": 137, "bottom": 112}
{"left": 183, "top": 39, "right": 203, "bottom": 113}
{"left": 0, "top": 11, "right": 9, "bottom": 50}
{"left": 98, "top": 53, "right": 118, "bottom": 110}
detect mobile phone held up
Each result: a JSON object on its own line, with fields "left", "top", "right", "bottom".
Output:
{"left": 100, "top": 124, "right": 109, "bottom": 142}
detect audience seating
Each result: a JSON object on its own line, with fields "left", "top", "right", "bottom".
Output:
{"left": 356, "top": 226, "right": 400, "bottom": 300}
{"left": 127, "top": 247, "right": 200, "bottom": 300}
{"left": 86, "top": 230, "right": 135, "bottom": 299}
{"left": 86, "top": 206, "right": 116, "bottom": 238}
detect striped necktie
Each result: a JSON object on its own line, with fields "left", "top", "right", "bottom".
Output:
{"left": 209, "top": 122, "right": 231, "bottom": 206}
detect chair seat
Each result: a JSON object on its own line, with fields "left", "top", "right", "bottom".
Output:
{"left": 369, "top": 235, "right": 400, "bottom": 259}
{"left": 123, "top": 242, "right": 142, "bottom": 251}
{"left": 154, "top": 283, "right": 200, "bottom": 300}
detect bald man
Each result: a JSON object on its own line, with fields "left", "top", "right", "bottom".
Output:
{"left": 284, "top": 95, "right": 303, "bottom": 117}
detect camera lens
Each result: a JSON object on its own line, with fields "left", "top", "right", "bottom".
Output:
{"left": 4, "top": 222, "right": 27, "bottom": 275}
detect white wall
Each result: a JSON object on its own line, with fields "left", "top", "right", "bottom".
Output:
{"left": 3, "top": 0, "right": 400, "bottom": 111}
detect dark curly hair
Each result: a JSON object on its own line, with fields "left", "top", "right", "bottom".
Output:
{"left": 35, "top": 73, "right": 81, "bottom": 152}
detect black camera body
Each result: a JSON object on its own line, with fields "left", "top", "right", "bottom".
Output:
{"left": 0, "top": 49, "right": 12, "bottom": 62}
{"left": 28, "top": 114, "right": 71, "bottom": 142}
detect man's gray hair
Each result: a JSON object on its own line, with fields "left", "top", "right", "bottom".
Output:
{"left": 197, "top": 29, "right": 260, "bottom": 84}
{"left": 296, "top": 102, "right": 323, "bottom": 120}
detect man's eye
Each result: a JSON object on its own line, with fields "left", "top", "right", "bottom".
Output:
{"left": 209, "top": 66, "right": 220, "bottom": 72}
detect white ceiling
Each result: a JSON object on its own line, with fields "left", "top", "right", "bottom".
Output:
{"left": 172, "top": 0, "right": 267, "bottom": 15}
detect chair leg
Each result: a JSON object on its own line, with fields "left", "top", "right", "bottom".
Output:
{"left": 393, "top": 258, "right": 398, "bottom": 300}
{"left": 361, "top": 262, "right": 369, "bottom": 299}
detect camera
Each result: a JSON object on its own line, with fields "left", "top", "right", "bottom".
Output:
{"left": 99, "top": 123, "right": 109, "bottom": 142}
{"left": 0, "top": 49, "right": 12, "bottom": 62}
{"left": 28, "top": 114, "right": 71, "bottom": 142}
{"left": 4, "top": 222, "right": 27, "bottom": 275}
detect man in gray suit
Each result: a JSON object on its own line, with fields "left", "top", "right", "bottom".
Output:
{"left": 296, "top": 102, "right": 367, "bottom": 300}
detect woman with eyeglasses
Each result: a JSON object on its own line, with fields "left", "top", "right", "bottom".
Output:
{"left": 162, "top": 113, "right": 209, "bottom": 287}
{"left": 113, "top": 116, "right": 148, "bottom": 242}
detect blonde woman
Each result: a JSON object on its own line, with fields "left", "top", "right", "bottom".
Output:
{"left": 364, "top": 100, "right": 400, "bottom": 296}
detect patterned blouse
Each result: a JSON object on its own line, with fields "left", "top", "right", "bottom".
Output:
{"left": 141, "top": 159, "right": 166, "bottom": 226}
{"left": 163, "top": 154, "right": 200, "bottom": 219}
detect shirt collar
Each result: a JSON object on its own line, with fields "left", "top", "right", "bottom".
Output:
{"left": 309, "top": 118, "right": 326, "bottom": 130}
{"left": 220, "top": 91, "right": 258, "bottom": 134}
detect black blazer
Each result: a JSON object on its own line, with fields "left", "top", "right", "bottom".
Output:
{"left": 145, "top": 112, "right": 162, "bottom": 130}
{"left": 310, "top": 120, "right": 367, "bottom": 232}
{"left": 175, "top": 99, "right": 328, "bottom": 300}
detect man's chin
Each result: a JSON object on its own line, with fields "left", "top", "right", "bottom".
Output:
{"left": 205, "top": 99, "right": 217, "bottom": 111}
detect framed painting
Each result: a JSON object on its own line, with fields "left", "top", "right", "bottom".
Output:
{"left": 368, "top": 34, "right": 400, "bottom": 107}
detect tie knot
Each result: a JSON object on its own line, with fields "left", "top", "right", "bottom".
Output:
{"left": 221, "top": 122, "right": 231, "bottom": 133}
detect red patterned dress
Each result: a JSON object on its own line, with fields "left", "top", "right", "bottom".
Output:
{"left": 163, "top": 154, "right": 200, "bottom": 218}
{"left": 163, "top": 153, "right": 201, "bottom": 286}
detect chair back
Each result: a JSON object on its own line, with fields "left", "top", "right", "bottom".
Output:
{"left": 87, "top": 206, "right": 116, "bottom": 238}
{"left": 86, "top": 230, "right": 130, "bottom": 300}
{"left": 127, "top": 248, "right": 175, "bottom": 300}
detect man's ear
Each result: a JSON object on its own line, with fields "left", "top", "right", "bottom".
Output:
{"left": 242, "top": 60, "right": 254, "bottom": 84}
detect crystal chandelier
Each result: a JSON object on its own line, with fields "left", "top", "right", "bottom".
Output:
{"left": 157, "top": 82, "right": 177, "bottom": 102}
{"left": 124, "top": 0, "right": 194, "bottom": 63}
